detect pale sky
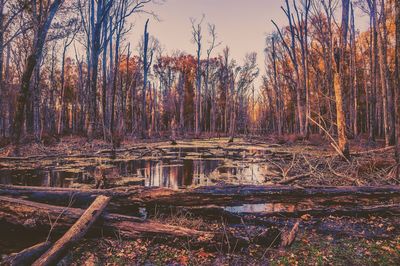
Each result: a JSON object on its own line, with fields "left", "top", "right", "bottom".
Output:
{"left": 127, "top": 0, "right": 369, "bottom": 89}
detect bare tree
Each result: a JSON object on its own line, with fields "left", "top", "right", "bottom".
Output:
{"left": 377, "top": 0, "right": 395, "bottom": 146}
{"left": 293, "top": 0, "right": 311, "bottom": 136}
{"left": 57, "top": 19, "right": 79, "bottom": 135}
{"left": 272, "top": 0, "right": 305, "bottom": 136}
{"left": 204, "top": 23, "right": 220, "bottom": 132}
{"left": 395, "top": 0, "right": 400, "bottom": 172}
{"left": 350, "top": 2, "right": 358, "bottom": 136}
{"left": 141, "top": 19, "right": 154, "bottom": 138}
{"left": 0, "top": 0, "right": 26, "bottom": 136}
{"left": 229, "top": 52, "right": 259, "bottom": 142}
{"left": 13, "top": 0, "right": 64, "bottom": 147}
{"left": 191, "top": 15, "right": 204, "bottom": 138}
{"left": 333, "top": 0, "right": 350, "bottom": 158}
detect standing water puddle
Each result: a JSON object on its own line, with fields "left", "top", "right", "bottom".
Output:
{"left": 0, "top": 147, "right": 270, "bottom": 188}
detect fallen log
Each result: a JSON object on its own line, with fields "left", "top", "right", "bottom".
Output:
{"left": 1, "top": 185, "right": 400, "bottom": 212}
{"left": 0, "top": 196, "right": 208, "bottom": 241}
{"left": 0, "top": 196, "right": 258, "bottom": 251}
{"left": 32, "top": 196, "right": 110, "bottom": 266}
{"left": 255, "top": 204, "right": 400, "bottom": 218}
{"left": 3, "top": 242, "right": 52, "bottom": 266}
{"left": 0, "top": 185, "right": 142, "bottom": 214}
{"left": 188, "top": 203, "right": 400, "bottom": 221}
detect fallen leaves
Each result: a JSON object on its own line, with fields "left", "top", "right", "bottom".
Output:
{"left": 301, "top": 214, "right": 312, "bottom": 221}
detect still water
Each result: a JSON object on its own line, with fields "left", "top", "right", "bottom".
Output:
{"left": 0, "top": 155, "right": 268, "bottom": 189}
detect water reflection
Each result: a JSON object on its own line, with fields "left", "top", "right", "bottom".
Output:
{"left": 0, "top": 158, "right": 221, "bottom": 189}
{"left": 224, "top": 203, "right": 300, "bottom": 213}
{"left": 0, "top": 145, "right": 273, "bottom": 189}
{"left": 0, "top": 168, "right": 84, "bottom": 187}
{"left": 129, "top": 159, "right": 219, "bottom": 189}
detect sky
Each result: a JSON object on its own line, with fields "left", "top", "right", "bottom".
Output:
{"left": 127, "top": 0, "right": 286, "bottom": 88}
{"left": 127, "top": 0, "right": 369, "bottom": 89}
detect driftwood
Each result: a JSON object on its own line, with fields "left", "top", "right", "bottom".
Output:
{"left": 1, "top": 185, "right": 400, "bottom": 213}
{"left": 0, "top": 196, "right": 208, "bottom": 240}
{"left": 32, "top": 196, "right": 110, "bottom": 266}
{"left": 3, "top": 242, "right": 52, "bottom": 266}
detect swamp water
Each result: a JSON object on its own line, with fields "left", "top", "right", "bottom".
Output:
{"left": 0, "top": 147, "right": 269, "bottom": 189}
{"left": 1, "top": 146, "right": 397, "bottom": 217}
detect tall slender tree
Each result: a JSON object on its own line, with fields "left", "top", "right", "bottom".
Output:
{"left": 395, "top": 0, "right": 400, "bottom": 172}
{"left": 333, "top": 0, "right": 350, "bottom": 158}
{"left": 191, "top": 16, "right": 204, "bottom": 138}
{"left": 13, "top": 0, "right": 64, "bottom": 147}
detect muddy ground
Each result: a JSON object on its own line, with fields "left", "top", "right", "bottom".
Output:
{"left": 0, "top": 136, "right": 399, "bottom": 265}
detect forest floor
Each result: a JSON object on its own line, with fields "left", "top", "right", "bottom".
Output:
{"left": 66, "top": 216, "right": 400, "bottom": 265}
{"left": 1, "top": 135, "right": 400, "bottom": 265}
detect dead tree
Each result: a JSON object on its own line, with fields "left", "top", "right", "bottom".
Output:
{"left": 332, "top": 0, "right": 351, "bottom": 158}
{"left": 58, "top": 22, "right": 79, "bottom": 135}
{"left": 13, "top": 0, "right": 64, "bottom": 147}
{"left": 141, "top": 19, "right": 154, "bottom": 138}
{"left": 204, "top": 24, "right": 220, "bottom": 132}
{"left": 321, "top": 0, "right": 337, "bottom": 134}
{"left": 350, "top": 3, "right": 358, "bottom": 136}
{"left": 293, "top": 0, "right": 311, "bottom": 136}
{"left": 272, "top": 0, "right": 305, "bottom": 136}
{"left": 395, "top": 0, "right": 400, "bottom": 175}
{"left": 377, "top": 0, "right": 395, "bottom": 146}
{"left": 365, "top": 0, "right": 379, "bottom": 142}
{"left": 191, "top": 16, "right": 204, "bottom": 138}
{"left": 271, "top": 35, "right": 283, "bottom": 136}
{"left": 86, "top": 0, "right": 113, "bottom": 140}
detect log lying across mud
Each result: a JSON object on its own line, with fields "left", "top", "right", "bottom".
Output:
{"left": 185, "top": 203, "right": 400, "bottom": 223}
{"left": 1, "top": 184, "right": 400, "bottom": 212}
{"left": 0, "top": 196, "right": 260, "bottom": 251}
{"left": 0, "top": 196, "right": 208, "bottom": 240}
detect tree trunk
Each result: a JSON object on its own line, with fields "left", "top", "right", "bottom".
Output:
{"left": 111, "top": 21, "right": 121, "bottom": 146}
{"left": 141, "top": 19, "right": 150, "bottom": 138}
{"left": 0, "top": 0, "right": 4, "bottom": 137}
{"left": 12, "top": 0, "right": 63, "bottom": 146}
{"left": 211, "top": 81, "right": 216, "bottom": 133}
{"left": 4, "top": 242, "right": 52, "bottom": 266}
{"left": 350, "top": 4, "right": 358, "bottom": 136}
{"left": 195, "top": 41, "right": 201, "bottom": 137}
{"left": 272, "top": 37, "right": 282, "bottom": 136}
{"left": 369, "top": 0, "right": 379, "bottom": 141}
{"left": 395, "top": 0, "right": 400, "bottom": 174}
{"left": 377, "top": 0, "right": 395, "bottom": 146}
{"left": 333, "top": 0, "right": 350, "bottom": 158}
{"left": 178, "top": 73, "right": 185, "bottom": 133}
{"left": 229, "top": 78, "right": 235, "bottom": 142}
{"left": 57, "top": 45, "right": 68, "bottom": 135}
{"left": 101, "top": 15, "right": 109, "bottom": 140}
